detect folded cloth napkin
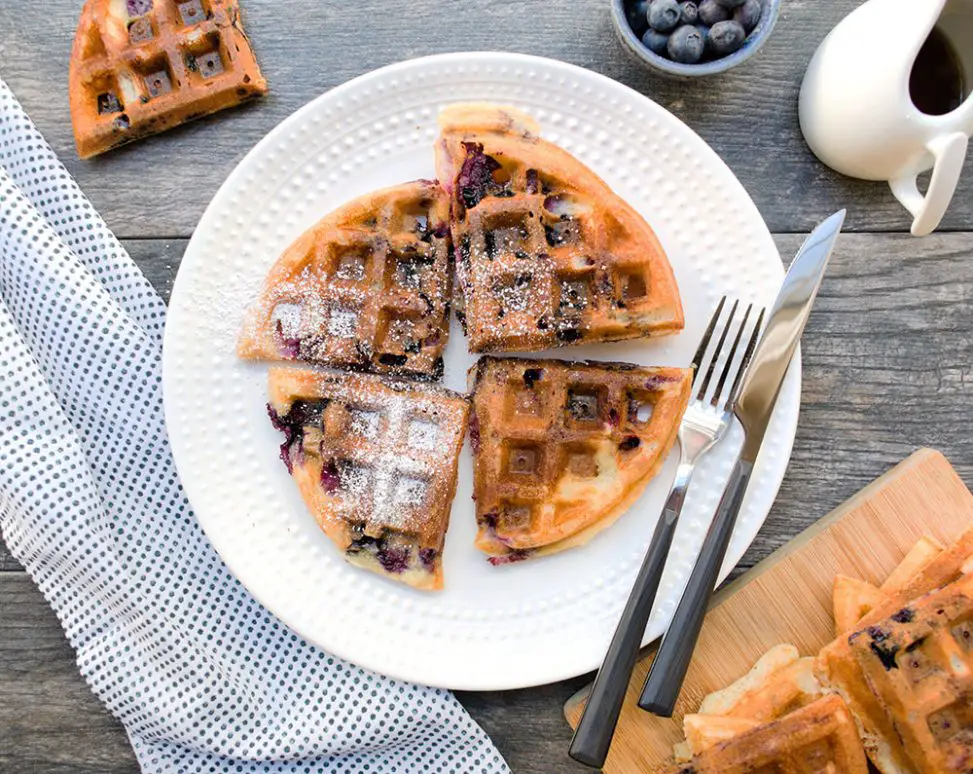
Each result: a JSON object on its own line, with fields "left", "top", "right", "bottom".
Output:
{"left": 0, "top": 78, "right": 509, "bottom": 774}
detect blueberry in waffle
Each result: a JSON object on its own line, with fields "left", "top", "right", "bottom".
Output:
{"left": 239, "top": 181, "right": 452, "bottom": 380}
{"left": 267, "top": 367, "right": 469, "bottom": 591}
{"left": 468, "top": 356, "right": 691, "bottom": 563}
{"left": 70, "top": 0, "right": 267, "bottom": 158}
{"left": 662, "top": 695, "right": 869, "bottom": 774}
{"left": 435, "top": 103, "right": 684, "bottom": 353}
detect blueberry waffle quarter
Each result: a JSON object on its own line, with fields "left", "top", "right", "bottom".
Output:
{"left": 239, "top": 181, "right": 452, "bottom": 380}
{"left": 662, "top": 695, "right": 869, "bottom": 774}
{"left": 69, "top": 0, "right": 267, "bottom": 158}
{"left": 824, "top": 572, "right": 973, "bottom": 774}
{"left": 266, "top": 367, "right": 469, "bottom": 591}
{"left": 468, "top": 357, "right": 691, "bottom": 563}
{"left": 435, "top": 103, "right": 684, "bottom": 353}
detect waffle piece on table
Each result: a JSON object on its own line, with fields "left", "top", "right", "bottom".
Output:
{"left": 70, "top": 0, "right": 267, "bottom": 158}
{"left": 266, "top": 367, "right": 469, "bottom": 591}
{"left": 662, "top": 695, "right": 870, "bottom": 774}
{"left": 468, "top": 356, "right": 691, "bottom": 563}
{"left": 434, "top": 103, "right": 684, "bottom": 353}
{"left": 239, "top": 181, "right": 452, "bottom": 380}
{"left": 823, "top": 572, "right": 973, "bottom": 774}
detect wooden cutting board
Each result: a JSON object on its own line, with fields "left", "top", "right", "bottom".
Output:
{"left": 563, "top": 448, "right": 973, "bottom": 773}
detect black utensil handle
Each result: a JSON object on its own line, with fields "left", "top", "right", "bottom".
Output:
{"left": 637, "top": 458, "right": 753, "bottom": 717}
{"left": 568, "top": 485, "right": 686, "bottom": 768}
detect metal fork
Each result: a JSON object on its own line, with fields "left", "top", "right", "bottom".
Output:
{"left": 568, "top": 297, "right": 765, "bottom": 769}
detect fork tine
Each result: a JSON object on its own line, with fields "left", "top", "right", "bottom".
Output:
{"left": 710, "top": 303, "right": 754, "bottom": 408}
{"left": 690, "top": 296, "right": 726, "bottom": 374}
{"left": 727, "top": 307, "right": 766, "bottom": 408}
{"left": 696, "top": 299, "right": 738, "bottom": 402}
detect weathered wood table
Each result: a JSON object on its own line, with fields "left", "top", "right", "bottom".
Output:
{"left": 2, "top": 1, "right": 972, "bottom": 772}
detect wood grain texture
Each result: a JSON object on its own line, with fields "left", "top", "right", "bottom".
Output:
{"left": 563, "top": 448, "right": 973, "bottom": 772}
{"left": 3, "top": 0, "right": 973, "bottom": 766}
{"left": 0, "top": 570, "right": 592, "bottom": 774}
{"left": 0, "top": 573, "right": 139, "bottom": 774}
{"left": 2, "top": 232, "right": 972, "bottom": 772}
{"left": 1, "top": 0, "right": 971, "bottom": 238}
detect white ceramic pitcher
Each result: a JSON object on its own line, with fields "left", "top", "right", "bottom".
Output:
{"left": 799, "top": 0, "right": 973, "bottom": 236}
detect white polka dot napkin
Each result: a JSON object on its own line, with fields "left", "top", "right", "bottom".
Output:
{"left": 0, "top": 78, "right": 509, "bottom": 774}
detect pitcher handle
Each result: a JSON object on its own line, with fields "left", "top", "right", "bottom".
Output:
{"left": 889, "top": 132, "right": 968, "bottom": 237}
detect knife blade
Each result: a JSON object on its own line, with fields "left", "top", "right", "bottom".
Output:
{"left": 637, "top": 210, "right": 846, "bottom": 717}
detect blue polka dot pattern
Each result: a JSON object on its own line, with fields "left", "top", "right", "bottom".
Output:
{"left": 0, "top": 78, "right": 510, "bottom": 774}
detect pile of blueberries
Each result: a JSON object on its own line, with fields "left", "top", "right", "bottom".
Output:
{"left": 626, "top": 0, "right": 762, "bottom": 65}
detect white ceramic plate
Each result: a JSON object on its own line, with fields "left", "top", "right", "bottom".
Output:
{"left": 164, "top": 52, "right": 799, "bottom": 691}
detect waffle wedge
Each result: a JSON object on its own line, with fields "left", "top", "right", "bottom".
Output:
{"left": 468, "top": 356, "right": 691, "bottom": 562}
{"left": 267, "top": 367, "right": 468, "bottom": 591}
{"left": 435, "top": 103, "right": 684, "bottom": 353}
{"left": 239, "top": 181, "right": 452, "bottom": 380}
{"left": 663, "top": 694, "right": 869, "bottom": 774}
{"left": 70, "top": 0, "right": 267, "bottom": 158}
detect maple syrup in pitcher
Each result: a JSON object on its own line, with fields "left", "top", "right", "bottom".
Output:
{"left": 910, "top": 26, "right": 967, "bottom": 116}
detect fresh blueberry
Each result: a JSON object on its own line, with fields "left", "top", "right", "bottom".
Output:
{"left": 641, "top": 28, "right": 671, "bottom": 55}
{"left": 695, "top": 23, "right": 711, "bottom": 50}
{"left": 626, "top": 0, "right": 651, "bottom": 36}
{"left": 698, "top": 0, "right": 729, "bottom": 25}
{"left": 648, "top": 0, "right": 681, "bottom": 32}
{"left": 680, "top": 1, "right": 699, "bottom": 25}
{"left": 714, "top": 0, "right": 747, "bottom": 7}
{"left": 733, "top": 0, "right": 762, "bottom": 32}
{"left": 667, "top": 24, "right": 705, "bottom": 63}
{"left": 708, "top": 19, "right": 746, "bottom": 55}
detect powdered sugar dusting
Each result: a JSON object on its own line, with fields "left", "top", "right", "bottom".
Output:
{"left": 310, "top": 376, "right": 466, "bottom": 536}
{"left": 328, "top": 307, "right": 359, "bottom": 338}
{"left": 239, "top": 181, "right": 453, "bottom": 378}
{"left": 271, "top": 302, "right": 302, "bottom": 339}
{"left": 407, "top": 419, "right": 439, "bottom": 450}
{"left": 394, "top": 477, "right": 428, "bottom": 507}
{"left": 349, "top": 408, "right": 380, "bottom": 439}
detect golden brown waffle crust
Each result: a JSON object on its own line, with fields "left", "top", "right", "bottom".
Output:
{"left": 468, "top": 356, "right": 691, "bottom": 561}
{"left": 238, "top": 180, "right": 452, "bottom": 380}
{"left": 817, "top": 527, "right": 973, "bottom": 773}
{"left": 436, "top": 103, "right": 684, "bottom": 353}
{"left": 820, "top": 571, "right": 973, "bottom": 774}
{"left": 267, "top": 366, "right": 469, "bottom": 591}
{"left": 661, "top": 694, "right": 869, "bottom": 773}
{"left": 70, "top": 0, "right": 267, "bottom": 158}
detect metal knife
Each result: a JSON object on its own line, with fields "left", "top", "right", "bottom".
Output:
{"left": 637, "top": 209, "right": 846, "bottom": 717}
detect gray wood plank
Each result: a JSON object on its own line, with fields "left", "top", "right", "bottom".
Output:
{"left": 2, "top": 232, "right": 973, "bottom": 772}
{"left": 1, "top": 0, "right": 970, "bottom": 238}
{"left": 0, "top": 573, "right": 139, "bottom": 774}
{"left": 0, "top": 570, "right": 589, "bottom": 774}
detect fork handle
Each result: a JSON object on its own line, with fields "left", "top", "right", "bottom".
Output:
{"left": 637, "top": 458, "right": 753, "bottom": 717}
{"left": 569, "top": 461, "right": 693, "bottom": 768}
